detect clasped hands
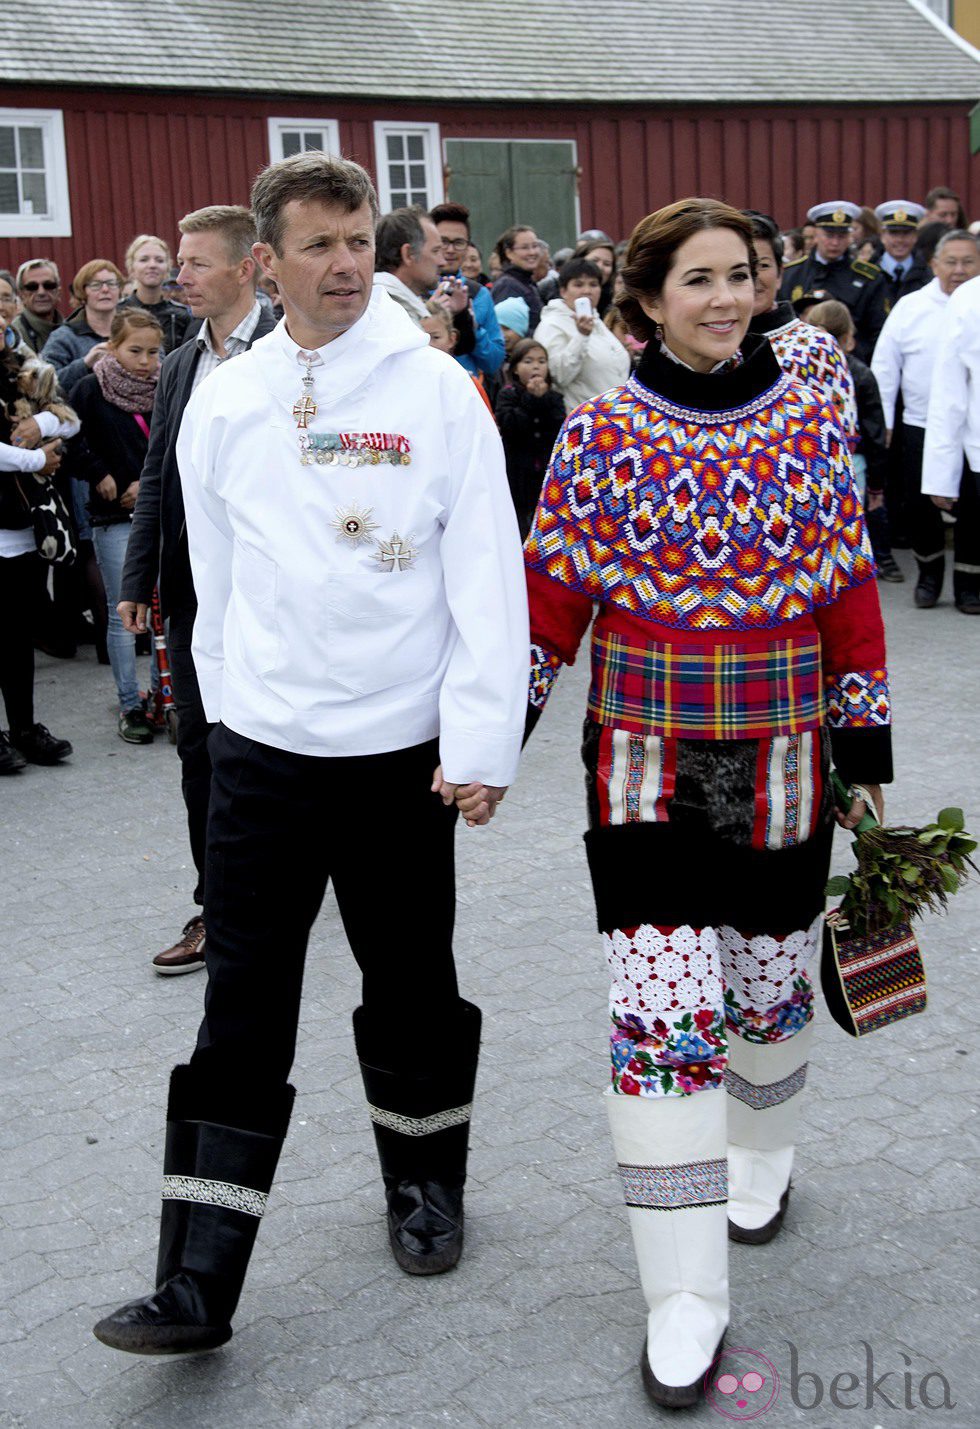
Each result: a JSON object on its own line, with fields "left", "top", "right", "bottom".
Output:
{"left": 431, "top": 766, "right": 507, "bottom": 827}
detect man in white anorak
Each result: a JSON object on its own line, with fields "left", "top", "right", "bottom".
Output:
{"left": 95, "top": 153, "right": 528, "bottom": 1356}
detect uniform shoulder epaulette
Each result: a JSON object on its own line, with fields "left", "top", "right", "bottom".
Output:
{"left": 851, "top": 259, "right": 881, "bottom": 279}
{"left": 782, "top": 256, "right": 806, "bottom": 269}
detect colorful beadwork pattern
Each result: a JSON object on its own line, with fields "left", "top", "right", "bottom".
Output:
{"left": 618, "top": 1155, "right": 728, "bottom": 1210}
{"left": 529, "top": 642, "right": 563, "bottom": 709}
{"left": 767, "top": 316, "right": 858, "bottom": 447}
{"left": 826, "top": 920, "right": 926, "bottom": 1036}
{"left": 524, "top": 377, "right": 875, "bottom": 633}
{"left": 589, "top": 630, "right": 824, "bottom": 740}
{"left": 724, "top": 1062, "right": 809, "bottom": 1110}
{"left": 755, "top": 732, "right": 822, "bottom": 850}
{"left": 825, "top": 668, "right": 891, "bottom": 728}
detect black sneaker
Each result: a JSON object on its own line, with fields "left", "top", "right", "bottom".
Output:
{"left": 876, "top": 555, "right": 905, "bottom": 583}
{"left": 9, "top": 723, "right": 72, "bottom": 765}
{"left": 0, "top": 731, "right": 27, "bottom": 774}
{"left": 118, "top": 707, "right": 154, "bottom": 745}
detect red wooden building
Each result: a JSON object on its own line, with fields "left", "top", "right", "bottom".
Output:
{"left": 2, "top": 0, "right": 979, "bottom": 280}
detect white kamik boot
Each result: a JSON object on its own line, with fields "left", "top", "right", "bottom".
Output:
{"left": 607, "top": 1087, "right": 729, "bottom": 1409}
{"left": 726, "top": 1020, "right": 814, "bottom": 1243}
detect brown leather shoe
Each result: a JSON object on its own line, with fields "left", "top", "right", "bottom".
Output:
{"left": 152, "top": 917, "right": 206, "bottom": 976}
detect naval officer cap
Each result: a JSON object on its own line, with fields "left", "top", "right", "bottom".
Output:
{"left": 874, "top": 200, "right": 926, "bottom": 230}
{"left": 806, "top": 201, "right": 861, "bottom": 229}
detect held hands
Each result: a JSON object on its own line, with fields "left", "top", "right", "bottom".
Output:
{"left": 836, "top": 782, "right": 884, "bottom": 831}
{"left": 431, "top": 766, "right": 508, "bottom": 827}
{"left": 930, "top": 494, "right": 956, "bottom": 511}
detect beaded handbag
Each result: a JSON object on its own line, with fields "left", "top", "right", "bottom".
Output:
{"left": 821, "top": 912, "right": 926, "bottom": 1038}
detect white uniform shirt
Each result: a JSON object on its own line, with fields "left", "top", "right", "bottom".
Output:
{"left": 922, "top": 274, "right": 980, "bottom": 498}
{"left": 871, "top": 277, "right": 949, "bottom": 430}
{"left": 176, "top": 287, "right": 529, "bottom": 785}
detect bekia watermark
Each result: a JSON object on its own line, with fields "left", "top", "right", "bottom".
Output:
{"left": 705, "top": 1341, "right": 956, "bottom": 1419}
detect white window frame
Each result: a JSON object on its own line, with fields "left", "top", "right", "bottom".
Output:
{"left": 373, "top": 122, "right": 443, "bottom": 212}
{"left": 267, "top": 116, "right": 340, "bottom": 162}
{"left": 0, "top": 107, "right": 71, "bottom": 238}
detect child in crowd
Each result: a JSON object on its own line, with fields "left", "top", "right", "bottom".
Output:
{"left": 807, "top": 299, "right": 900, "bottom": 582}
{"left": 69, "top": 309, "right": 163, "bottom": 743}
{"left": 494, "top": 337, "right": 566, "bottom": 540}
{"left": 423, "top": 302, "right": 495, "bottom": 416}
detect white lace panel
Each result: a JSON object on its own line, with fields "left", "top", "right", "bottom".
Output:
{"left": 604, "top": 924, "right": 724, "bottom": 1019}
{"left": 719, "top": 913, "right": 823, "bottom": 1011}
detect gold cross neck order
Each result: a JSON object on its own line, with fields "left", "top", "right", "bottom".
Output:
{"left": 293, "top": 394, "right": 318, "bottom": 429}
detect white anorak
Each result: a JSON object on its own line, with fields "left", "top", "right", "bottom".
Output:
{"left": 176, "top": 288, "right": 528, "bottom": 785}
{"left": 922, "top": 274, "right": 980, "bottom": 499}
{"left": 535, "top": 298, "right": 630, "bottom": 414}
{"left": 871, "top": 277, "right": 949, "bottom": 430}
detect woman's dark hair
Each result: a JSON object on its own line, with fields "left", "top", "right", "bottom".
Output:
{"left": 859, "top": 237, "right": 884, "bottom": 265}
{"left": 494, "top": 224, "right": 535, "bottom": 265}
{"left": 557, "top": 257, "right": 602, "bottom": 289}
{"left": 742, "top": 210, "right": 783, "bottom": 266}
{"left": 617, "top": 198, "right": 756, "bottom": 343}
{"left": 509, "top": 337, "right": 550, "bottom": 386}
{"left": 914, "top": 220, "right": 948, "bottom": 266}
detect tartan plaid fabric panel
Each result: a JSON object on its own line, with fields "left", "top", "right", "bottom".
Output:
{"left": 588, "top": 630, "right": 824, "bottom": 740}
{"left": 523, "top": 376, "right": 876, "bottom": 635}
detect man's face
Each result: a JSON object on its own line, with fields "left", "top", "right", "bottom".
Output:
{"left": 882, "top": 228, "right": 916, "bottom": 262}
{"left": 435, "top": 218, "right": 470, "bottom": 275}
{"left": 18, "top": 264, "right": 61, "bottom": 318}
{"left": 933, "top": 239, "right": 979, "bottom": 295}
{"left": 176, "top": 230, "right": 252, "bottom": 319}
{"left": 405, "top": 218, "right": 443, "bottom": 295}
{"left": 928, "top": 197, "right": 960, "bottom": 227}
{"left": 814, "top": 228, "right": 850, "bottom": 263}
{"left": 255, "top": 198, "right": 375, "bottom": 345}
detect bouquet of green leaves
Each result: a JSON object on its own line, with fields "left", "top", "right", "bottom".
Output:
{"left": 825, "top": 774, "right": 977, "bottom": 939}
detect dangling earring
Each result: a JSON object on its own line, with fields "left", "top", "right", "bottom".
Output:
{"left": 653, "top": 321, "right": 664, "bottom": 342}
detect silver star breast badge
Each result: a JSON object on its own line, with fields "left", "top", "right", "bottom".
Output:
{"left": 374, "top": 531, "right": 417, "bottom": 572}
{"left": 332, "top": 504, "right": 379, "bottom": 547}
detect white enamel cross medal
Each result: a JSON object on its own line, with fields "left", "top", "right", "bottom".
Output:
{"left": 374, "top": 531, "right": 417, "bottom": 572}
{"left": 293, "top": 355, "right": 318, "bottom": 429}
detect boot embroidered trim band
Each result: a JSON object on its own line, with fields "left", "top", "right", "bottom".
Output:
{"left": 161, "top": 1174, "right": 268, "bottom": 1218}
{"left": 725, "top": 1063, "right": 808, "bottom": 1110}
{"left": 366, "top": 1102, "right": 472, "bottom": 1136}
{"left": 618, "top": 1156, "right": 727, "bottom": 1210}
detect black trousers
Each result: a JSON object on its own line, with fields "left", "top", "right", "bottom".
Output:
{"left": 193, "top": 726, "right": 460, "bottom": 1093}
{"left": 0, "top": 550, "right": 40, "bottom": 732}
{"left": 168, "top": 610, "right": 213, "bottom": 906}
{"left": 902, "top": 424, "right": 980, "bottom": 597}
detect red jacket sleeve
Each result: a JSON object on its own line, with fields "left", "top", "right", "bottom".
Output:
{"left": 814, "top": 578, "right": 893, "bottom": 784}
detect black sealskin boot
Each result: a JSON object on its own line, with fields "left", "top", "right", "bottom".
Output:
{"left": 93, "top": 1065, "right": 293, "bottom": 1355}
{"left": 354, "top": 1001, "right": 481, "bottom": 1275}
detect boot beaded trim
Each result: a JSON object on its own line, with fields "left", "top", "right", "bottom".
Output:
{"left": 161, "top": 1174, "right": 268, "bottom": 1218}
{"left": 619, "top": 1156, "right": 727, "bottom": 1210}
{"left": 725, "top": 1063, "right": 808, "bottom": 1110}
{"left": 367, "top": 1102, "right": 471, "bottom": 1137}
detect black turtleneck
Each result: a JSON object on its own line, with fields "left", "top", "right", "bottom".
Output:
{"left": 632, "top": 331, "right": 784, "bottom": 414}
{"left": 748, "top": 302, "right": 796, "bottom": 336}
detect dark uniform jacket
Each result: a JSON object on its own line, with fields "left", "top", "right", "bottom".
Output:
{"left": 119, "top": 304, "right": 278, "bottom": 622}
{"left": 779, "top": 252, "right": 889, "bottom": 361}
{"left": 879, "top": 260, "right": 931, "bottom": 307}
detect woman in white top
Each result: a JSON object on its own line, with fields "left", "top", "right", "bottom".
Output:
{"left": 0, "top": 294, "right": 79, "bottom": 770}
{"left": 535, "top": 257, "right": 630, "bottom": 414}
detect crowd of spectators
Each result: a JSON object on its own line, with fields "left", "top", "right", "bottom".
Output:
{"left": 1, "top": 180, "right": 978, "bottom": 778}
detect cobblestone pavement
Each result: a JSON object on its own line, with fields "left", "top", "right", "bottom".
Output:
{"left": 2, "top": 552, "right": 979, "bottom": 1429}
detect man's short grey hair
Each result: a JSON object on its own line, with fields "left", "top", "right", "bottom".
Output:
{"left": 375, "top": 207, "right": 427, "bottom": 274}
{"left": 935, "top": 228, "right": 979, "bottom": 256}
{"left": 178, "top": 205, "right": 256, "bottom": 264}
{"left": 16, "top": 257, "right": 60, "bottom": 288}
{"left": 251, "top": 153, "right": 379, "bottom": 256}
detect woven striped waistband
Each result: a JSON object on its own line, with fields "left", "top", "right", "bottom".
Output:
{"left": 588, "top": 629, "right": 825, "bottom": 741}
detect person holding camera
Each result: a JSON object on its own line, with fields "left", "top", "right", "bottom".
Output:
{"left": 534, "top": 257, "right": 630, "bottom": 413}
{"left": 0, "top": 300, "right": 77, "bottom": 772}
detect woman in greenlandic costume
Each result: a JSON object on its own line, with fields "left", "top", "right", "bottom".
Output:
{"left": 515, "top": 199, "right": 893, "bottom": 1408}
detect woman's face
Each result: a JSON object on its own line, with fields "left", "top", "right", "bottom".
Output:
{"left": 84, "top": 267, "right": 122, "bottom": 316}
{"left": 514, "top": 345, "right": 549, "bottom": 386}
{"left": 131, "top": 242, "right": 169, "bottom": 293}
{"left": 639, "top": 228, "right": 754, "bottom": 373}
{"left": 111, "top": 326, "right": 161, "bottom": 378}
{"left": 506, "top": 229, "right": 540, "bottom": 272}
{"left": 751, "top": 239, "right": 781, "bottom": 316}
{"left": 585, "top": 246, "right": 614, "bottom": 283}
{"left": 0, "top": 277, "right": 18, "bottom": 333}
{"left": 461, "top": 244, "right": 482, "bottom": 280}
{"left": 561, "top": 273, "right": 602, "bottom": 312}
